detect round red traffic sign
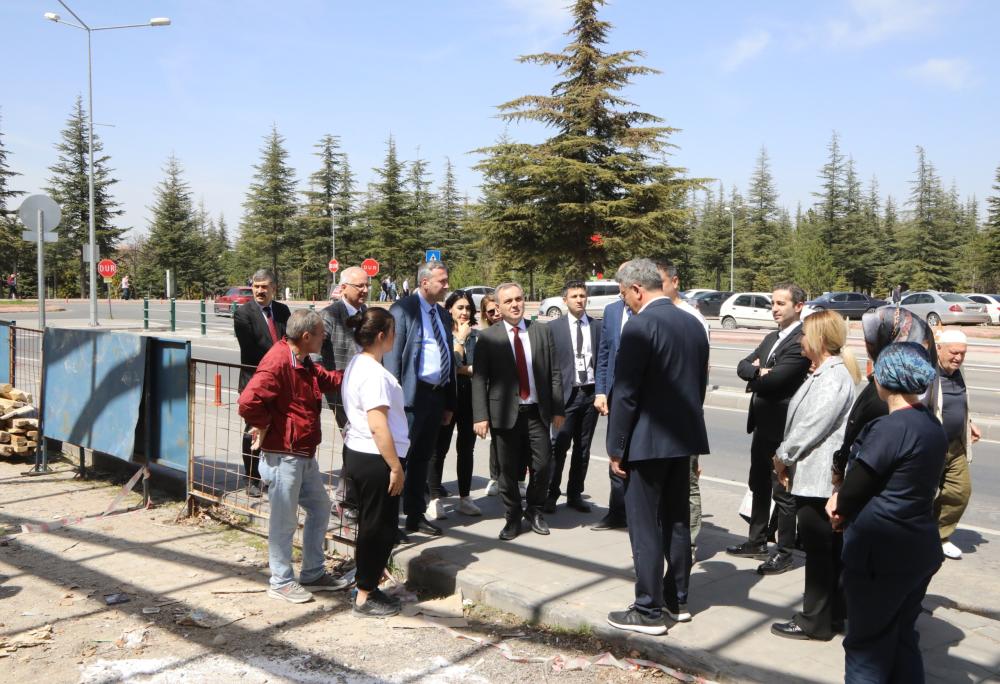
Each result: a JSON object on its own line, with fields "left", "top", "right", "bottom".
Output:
{"left": 361, "top": 258, "right": 380, "bottom": 277}
{"left": 97, "top": 259, "right": 117, "bottom": 278}
{"left": 328, "top": 258, "right": 339, "bottom": 273}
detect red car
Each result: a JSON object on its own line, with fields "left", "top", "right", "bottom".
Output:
{"left": 214, "top": 286, "right": 253, "bottom": 315}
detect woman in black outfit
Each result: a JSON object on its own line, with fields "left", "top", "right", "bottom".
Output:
{"left": 828, "top": 342, "right": 946, "bottom": 683}
{"left": 428, "top": 290, "right": 482, "bottom": 517}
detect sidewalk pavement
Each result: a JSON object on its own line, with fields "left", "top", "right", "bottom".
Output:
{"left": 393, "top": 471, "right": 1000, "bottom": 683}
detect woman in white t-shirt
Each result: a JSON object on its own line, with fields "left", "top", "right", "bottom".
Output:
{"left": 341, "top": 308, "right": 409, "bottom": 618}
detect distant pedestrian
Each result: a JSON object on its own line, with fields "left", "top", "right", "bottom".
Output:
{"left": 892, "top": 284, "right": 902, "bottom": 304}
{"left": 389, "top": 279, "right": 398, "bottom": 302}
{"left": 828, "top": 342, "right": 945, "bottom": 683}
{"left": 931, "top": 329, "right": 980, "bottom": 560}
{"left": 341, "top": 308, "right": 408, "bottom": 617}
{"left": 238, "top": 309, "right": 352, "bottom": 604}
{"left": 402, "top": 278, "right": 410, "bottom": 297}
{"left": 121, "top": 275, "right": 131, "bottom": 301}
{"left": 770, "top": 310, "right": 860, "bottom": 641}
{"left": 234, "top": 269, "right": 291, "bottom": 497}
{"left": 7, "top": 273, "right": 17, "bottom": 299}
{"left": 429, "top": 290, "right": 482, "bottom": 518}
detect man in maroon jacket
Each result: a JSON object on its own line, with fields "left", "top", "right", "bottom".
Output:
{"left": 239, "top": 309, "right": 350, "bottom": 603}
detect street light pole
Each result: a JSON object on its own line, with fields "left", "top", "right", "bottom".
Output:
{"left": 725, "top": 206, "right": 735, "bottom": 291}
{"left": 45, "top": 2, "right": 170, "bottom": 326}
{"left": 329, "top": 202, "right": 336, "bottom": 261}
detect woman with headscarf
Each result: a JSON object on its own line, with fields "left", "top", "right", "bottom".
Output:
{"left": 827, "top": 342, "right": 946, "bottom": 682}
{"left": 770, "top": 310, "right": 861, "bottom": 641}
{"left": 831, "top": 306, "right": 936, "bottom": 482}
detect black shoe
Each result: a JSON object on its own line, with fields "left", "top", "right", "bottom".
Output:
{"left": 566, "top": 497, "right": 592, "bottom": 513}
{"left": 353, "top": 591, "right": 400, "bottom": 618}
{"left": 665, "top": 601, "right": 691, "bottom": 622}
{"left": 543, "top": 495, "right": 558, "bottom": 514}
{"left": 246, "top": 482, "right": 262, "bottom": 498}
{"left": 591, "top": 515, "right": 626, "bottom": 531}
{"left": 395, "top": 528, "right": 410, "bottom": 545}
{"left": 726, "top": 541, "right": 769, "bottom": 559}
{"left": 405, "top": 516, "right": 443, "bottom": 536}
{"left": 607, "top": 606, "right": 667, "bottom": 636}
{"left": 370, "top": 587, "right": 402, "bottom": 608}
{"left": 757, "top": 552, "right": 794, "bottom": 575}
{"left": 524, "top": 511, "right": 550, "bottom": 535}
{"left": 770, "top": 620, "right": 810, "bottom": 640}
{"left": 499, "top": 519, "right": 521, "bottom": 541}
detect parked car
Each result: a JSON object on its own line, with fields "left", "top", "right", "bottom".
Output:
{"left": 804, "top": 291, "right": 888, "bottom": 319}
{"left": 899, "top": 291, "right": 989, "bottom": 327}
{"left": 687, "top": 290, "right": 733, "bottom": 318}
{"left": 462, "top": 285, "right": 495, "bottom": 310}
{"left": 718, "top": 292, "right": 777, "bottom": 329}
{"left": 214, "top": 285, "right": 253, "bottom": 316}
{"left": 963, "top": 293, "right": 1000, "bottom": 325}
{"left": 683, "top": 288, "right": 718, "bottom": 299}
{"left": 537, "top": 280, "right": 621, "bottom": 318}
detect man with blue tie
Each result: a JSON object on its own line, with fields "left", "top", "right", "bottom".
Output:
{"left": 385, "top": 260, "right": 457, "bottom": 538}
{"left": 593, "top": 273, "right": 632, "bottom": 530}
{"left": 606, "top": 259, "right": 710, "bottom": 635}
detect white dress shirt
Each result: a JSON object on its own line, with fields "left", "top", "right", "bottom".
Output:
{"left": 767, "top": 319, "right": 802, "bottom": 365}
{"left": 567, "top": 313, "right": 595, "bottom": 386}
{"left": 504, "top": 319, "right": 538, "bottom": 404}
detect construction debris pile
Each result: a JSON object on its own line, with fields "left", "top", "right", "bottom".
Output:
{"left": 0, "top": 383, "right": 39, "bottom": 458}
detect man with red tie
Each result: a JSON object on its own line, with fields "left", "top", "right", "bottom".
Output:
{"left": 235, "top": 269, "right": 291, "bottom": 497}
{"left": 472, "top": 282, "right": 565, "bottom": 540}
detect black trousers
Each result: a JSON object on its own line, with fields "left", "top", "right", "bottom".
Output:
{"left": 625, "top": 456, "right": 692, "bottom": 617}
{"left": 844, "top": 569, "right": 935, "bottom": 683}
{"left": 343, "top": 446, "right": 399, "bottom": 592}
{"left": 748, "top": 431, "right": 796, "bottom": 553}
{"left": 402, "top": 381, "right": 448, "bottom": 520}
{"left": 241, "top": 425, "right": 261, "bottom": 481}
{"left": 494, "top": 404, "right": 551, "bottom": 520}
{"left": 430, "top": 378, "right": 476, "bottom": 498}
{"left": 549, "top": 385, "right": 598, "bottom": 501}
{"left": 795, "top": 496, "right": 845, "bottom": 639}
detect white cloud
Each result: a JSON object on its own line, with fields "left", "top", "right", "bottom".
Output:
{"left": 906, "top": 57, "right": 975, "bottom": 90}
{"left": 721, "top": 31, "right": 771, "bottom": 72}
{"left": 827, "top": 0, "right": 943, "bottom": 47}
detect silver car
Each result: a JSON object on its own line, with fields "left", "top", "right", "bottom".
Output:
{"left": 899, "top": 291, "right": 989, "bottom": 326}
{"left": 537, "top": 280, "right": 621, "bottom": 318}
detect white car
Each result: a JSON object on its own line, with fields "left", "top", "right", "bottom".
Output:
{"left": 461, "top": 285, "right": 495, "bottom": 310}
{"left": 719, "top": 292, "right": 778, "bottom": 330}
{"left": 963, "top": 293, "right": 1000, "bottom": 325}
{"left": 537, "top": 280, "right": 621, "bottom": 318}
{"left": 683, "top": 288, "right": 717, "bottom": 298}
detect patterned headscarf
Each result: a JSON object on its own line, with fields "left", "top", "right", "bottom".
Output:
{"left": 874, "top": 342, "right": 936, "bottom": 394}
{"left": 861, "top": 305, "right": 937, "bottom": 368}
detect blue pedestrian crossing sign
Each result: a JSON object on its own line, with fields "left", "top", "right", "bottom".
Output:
{"left": 425, "top": 249, "right": 442, "bottom": 262}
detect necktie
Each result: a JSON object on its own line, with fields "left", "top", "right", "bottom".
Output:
{"left": 430, "top": 306, "right": 451, "bottom": 383}
{"left": 513, "top": 325, "right": 530, "bottom": 400}
{"left": 576, "top": 319, "right": 587, "bottom": 384}
{"left": 263, "top": 305, "right": 279, "bottom": 344}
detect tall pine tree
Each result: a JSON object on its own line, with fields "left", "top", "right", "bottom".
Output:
{"left": 367, "top": 135, "right": 419, "bottom": 279}
{"left": 0, "top": 109, "right": 26, "bottom": 288}
{"left": 745, "top": 146, "right": 787, "bottom": 289}
{"left": 983, "top": 165, "right": 1000, "bottom": 290}
{"left": 141, "top": 155, "right": 202, "bottom": 296}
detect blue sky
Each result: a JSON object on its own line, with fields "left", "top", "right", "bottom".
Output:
{"left": 2, "top": 0, "right": 997, "bottom": 238}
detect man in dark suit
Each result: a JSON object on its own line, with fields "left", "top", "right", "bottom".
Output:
{"left": 593, "top": 291, "right": 631, "bottom": 530}
{"left": 606, "top": 259, "right": 709, "bottom": 635}
{"left": 727, "top": 283, "right": 810, "bottom": 575}
{"left": 472, "top": 282, "right": 565, "bottom": 540}
{"left": 546, "top": 280, "right": 602, "bottom": 514}
{"left": 234, "top": 269, "right": 291, "bottom": 497}
{"left": 319, "top": 266, "right": 369, "bottom": 426}
{"left": 384, "top": 260, "right": 457, "bottom": 538}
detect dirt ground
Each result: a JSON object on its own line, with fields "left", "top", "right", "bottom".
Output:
{"left": 0, "top": 458, "right": 685, "bottom": 683}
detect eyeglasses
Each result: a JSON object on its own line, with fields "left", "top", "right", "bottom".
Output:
{"left": 344, "top": 282, "right": 368, "bottom": 290}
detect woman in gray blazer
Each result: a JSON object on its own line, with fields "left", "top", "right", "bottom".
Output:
{"left": 771, "top": 309, "right": 861, "bottom": 640}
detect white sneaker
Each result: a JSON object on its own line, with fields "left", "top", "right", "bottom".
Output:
{"left": 428, "top": 498, "right": 447, "bottom": 520}
{"left": 518, "top": 482, "right": 527, "bottom": 498}
{"left": 942, "top": 541, "right": 962, "bottom": 559}
{"left": 486, "top": 480, "right": 499, "bottom": 496}
{"left": 457, "top": 497, "right": 482, "bottom": 516}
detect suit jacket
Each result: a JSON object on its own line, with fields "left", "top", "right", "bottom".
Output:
{"left": 383, "top": 293, "right": 457, "bottom": 410}
{"left": 550, "top": 312, "right": 602, "bottom": 404}
{"left": 234, "top": 300, "right": 290, "bottom": 392}
{"left": 595, "top": 299, "right": 627, "bottom": 397}
{"left": 318, "top": 300, "right": 365, "bottom": 405}
{"left": 471, "top": 319, "right": 565, "bottom": 430}
{"left": 607, "top": 298, "right": 710, "bottom": 462}
{"left": 735, "top": 325, "right": 810, "bottom": 442}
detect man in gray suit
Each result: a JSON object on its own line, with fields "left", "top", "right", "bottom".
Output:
{"left": 319, "top": 266, "right": 369, "bottom": 426}
{"left": 473, "top": 282, "right": 565, "bottom": 541}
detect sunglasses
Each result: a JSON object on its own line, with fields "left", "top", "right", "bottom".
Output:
{"left": 485, "top": 308, "right": 499, "bottom": 316}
